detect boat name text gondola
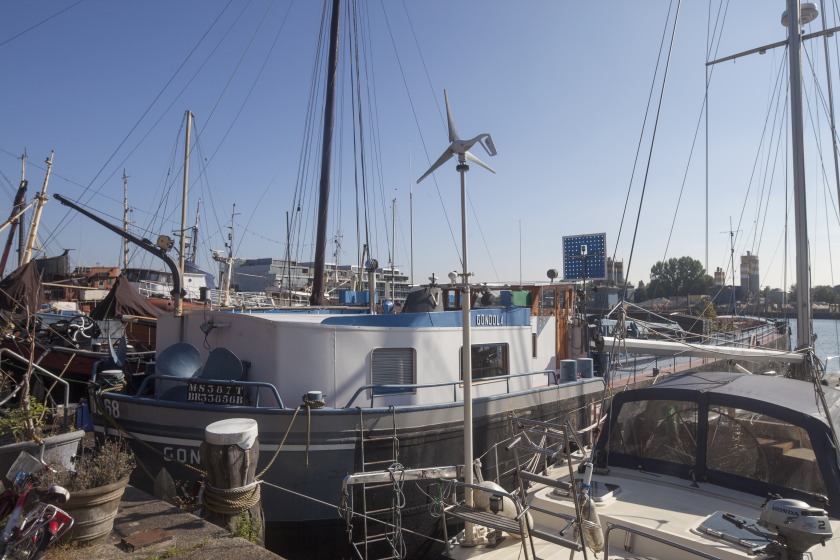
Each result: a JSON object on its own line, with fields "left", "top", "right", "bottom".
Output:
{"left": 475, "top": 315, "right": 503, "bottom": 326}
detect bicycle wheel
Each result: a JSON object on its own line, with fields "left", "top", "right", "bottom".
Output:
{"left": 4, "top": 525, "right": 51, "bottom": 560}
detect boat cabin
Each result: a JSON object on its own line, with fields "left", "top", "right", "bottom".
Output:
{"left": 596, "top": 371, "right": 840, "bottom": 517}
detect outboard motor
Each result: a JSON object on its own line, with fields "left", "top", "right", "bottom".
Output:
{"left": 758, "top": 498, "right": 832, "bottom": 560}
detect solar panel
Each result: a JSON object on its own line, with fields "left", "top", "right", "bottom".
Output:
{"left": 562, "top": 233, "right": 607, "bottom": 280}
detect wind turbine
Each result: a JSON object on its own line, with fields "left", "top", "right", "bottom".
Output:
{"left": 417, "top": 91, "right": 497, "bottom": 183}
{"left": 417, "top": 90, "right": 496, "bottom": 545}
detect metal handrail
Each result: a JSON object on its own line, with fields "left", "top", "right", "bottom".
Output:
{"left": 604, "top": 522, "right": 726, "bottom": 560}
{"left": 344, "top": 368, "right": 578, "bottom": 408}
{"left": 132, "top": 374, "right": 284, "bottom": 408}
{"left": 0, "top": 348, "right": 71, "bottom": 431}
{"left": 120, "top": 367, "right": 590, "bottom": 411}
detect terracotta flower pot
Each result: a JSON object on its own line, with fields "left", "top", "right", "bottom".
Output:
{"left": 61, "top": 475, "right": 130, "bottom": 545}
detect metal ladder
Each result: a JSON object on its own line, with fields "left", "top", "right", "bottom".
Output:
{"left": 508, "top": 415, "right": 594, "bottom": 559}
{"left": 351, "top": 406, "right": 402, "bottom": 560}
{"left": 437, "top": 416, "right": 593, "bottom": 559}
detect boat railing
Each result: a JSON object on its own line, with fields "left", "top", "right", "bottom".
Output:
{"left": 344, "top": 369, "right": 565, "bottom": 409}
{"left": 133, "top": 374, "right": 284, "bottom": 408}
{"left": 604, "top": 522, "right": 726, "bottom": 560}
{"left": 0, "top": 348, "right": 72, "bottom": 431}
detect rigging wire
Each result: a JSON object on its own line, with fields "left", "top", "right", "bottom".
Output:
{"left": 612, "top": 0, "right": 677, "bottom": 300}
{"left": 0, "top": 0, "right": 85, "bottom": 49}
{"left": 621, "top": 0, "right": 683, "bottom": 299}
{"left": 377, "top": 1, "right": 461, "bottom": 265}
{"left": 42, "top": 1, "right": 240, "bottom": 249}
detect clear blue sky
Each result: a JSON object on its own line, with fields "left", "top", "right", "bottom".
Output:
{"left": 1, "top": 1, "right": 839, "bottom": 292}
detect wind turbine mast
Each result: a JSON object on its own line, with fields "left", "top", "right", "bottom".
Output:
{"left": 416, "top": 90, "right": 496, "bottom": 545}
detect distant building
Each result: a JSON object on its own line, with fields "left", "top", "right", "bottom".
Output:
{"left": 232, "top": 257, "right": 411, "bottom": 303}
{"left": 713, "top": 267, "right": 726, "bottom": 287}
{"left": 765, "top": 288, "right": 786, "bottom": 306}
{"left": 740, "top": 252, "right": 759, "bottom": 300}
{"left": 606, "top": 258, "right": 624, "bottom": 286}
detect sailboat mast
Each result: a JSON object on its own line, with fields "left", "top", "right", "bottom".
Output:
{"left": 786, "top": 0, "right": 812, "bottom": 350}
{"left": 179, "top": 111, "right": 192, "bottom": 293}
{"left": 222, "top": 204, "right": 236, "bottom": 307}
{"left": 22, "top": 151, "right": 53, "bottom": 265}
{"left": 0, "top": 155, "right": 28, "bottom": 276}
{"left": 311, "top": 0, "right": 340, "bottom": 306}
{"left": 391, "top": 198, "right": 396, "bottom": 300}
{"left": 17, "top": 153, "right": 26, "bottom": 268}
{"left": 189, "top": 200, "right": 201, "bottom": 264}
{"left": 819, "top": 7, "right": 840, "bottom": 220}
{"left": 123, "top": 170, "right": 130, "bottom": 271}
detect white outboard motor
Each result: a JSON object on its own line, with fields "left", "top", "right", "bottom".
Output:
{"left": 758, "top": 498, "right": 832, "bottom": 559}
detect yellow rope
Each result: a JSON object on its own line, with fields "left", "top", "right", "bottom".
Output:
{"left": 255, "top": 405, "right": 302, "bottom": 478}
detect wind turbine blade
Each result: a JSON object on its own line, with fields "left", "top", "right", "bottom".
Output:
{"left": 444, "top": 90, "right": 459, "bottom": 143}
{"left": 480, "top": 134, "right": 497, "bottom": 156}
{"left": 417, "top": 147, "right": 454, "bottom": 183}
{"left": 464, "top": 151, "right": 496, "bottom": 174}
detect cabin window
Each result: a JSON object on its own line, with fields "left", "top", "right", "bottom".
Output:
{"left": 540, "top": 288, "right": 556, "bottom": 313}
{"left": 371, "top": 348, "right": 415, "bottom": 395}
{"left": 607, "top": 399, "right": 697, "bottom": 466}
{"left": 461, "top": 343, "right": 510, "bottom": 381}
{"left": 706, "top": 406, "right": 826, "bottom": 495}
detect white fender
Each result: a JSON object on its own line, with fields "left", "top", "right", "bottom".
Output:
{"left": 474, "top": 480, "right": 533, "bottom": 539}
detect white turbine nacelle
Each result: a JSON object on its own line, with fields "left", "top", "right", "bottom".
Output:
{"left": 417, "top": 90, "right": 497, "bottom": 183}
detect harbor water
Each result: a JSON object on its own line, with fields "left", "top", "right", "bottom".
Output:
{"left": 790, "top": 318, "right": 840, "bottom": 373}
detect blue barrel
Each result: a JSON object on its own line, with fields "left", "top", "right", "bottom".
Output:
{"left": 559, "top": 359, "right": 578, "bottom": 383}
{"left": 577, "top": 358, "right": 594, "bottom": 379}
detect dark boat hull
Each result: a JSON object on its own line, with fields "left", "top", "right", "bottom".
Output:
{"left": 92, "top": 378, "right": 603, "bottom": 558}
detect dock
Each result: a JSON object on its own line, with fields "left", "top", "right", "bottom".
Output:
{"left": 43, "top": 485, "right": 283, "bottom": 560}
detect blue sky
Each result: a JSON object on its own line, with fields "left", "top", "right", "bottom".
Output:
{"left": 1, "top": 1, "right": 839, "bottom": 292}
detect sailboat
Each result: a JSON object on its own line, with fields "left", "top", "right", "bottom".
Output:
{"left": 413, "top": 1, "right": 840, "bottom": 559}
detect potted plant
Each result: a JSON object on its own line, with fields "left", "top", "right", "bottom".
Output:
{"left": 0, "top": 335, "right": 84, "bottom": 481}
{"left": 0, "top": 262, "right": 85, "bottom": 480}
{"left": 43, "top": 438, "right": 136, "bottom": 545}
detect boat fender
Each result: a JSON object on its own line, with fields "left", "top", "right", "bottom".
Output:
{"left": 473, "top": 480, "right": 532, "bottom": 539}
{"left": 579, "top": 462, "right": 604, "bottom": 553}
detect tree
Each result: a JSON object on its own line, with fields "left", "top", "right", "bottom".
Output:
{"left": 812, "top": 285, "right": 834, "bottom": 303}
{"left": 634, "top": 281, "right": 648, "bottom": 304}
{"left": 647, "top": 256, "right": 712, "bottom": 298}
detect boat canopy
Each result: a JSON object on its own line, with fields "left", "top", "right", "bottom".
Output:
{"left": 597, "top": 371, "right": 840, "bottom": 516}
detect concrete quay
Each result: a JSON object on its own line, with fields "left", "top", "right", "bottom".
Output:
{"left": 43, "top": 485, "right": 283, "bottom": 560}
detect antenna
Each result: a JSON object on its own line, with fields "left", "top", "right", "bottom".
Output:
{"left": 416, "top": 89, "right": 496, "bottom": 545}
{"left": 721, "top": 218, "right": 742, "bottom": 316}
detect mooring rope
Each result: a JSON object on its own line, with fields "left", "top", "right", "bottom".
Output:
{"left": 202, "top": 480, "right": 262, "bottom": 515}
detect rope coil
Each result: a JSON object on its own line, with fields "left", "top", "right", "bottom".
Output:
{"left": 202, "top": 480, "right": 262, "bottom": 515}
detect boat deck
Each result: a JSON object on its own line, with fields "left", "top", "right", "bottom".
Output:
{"left": 445, "top": 463, "right": 840, "bottom": 560}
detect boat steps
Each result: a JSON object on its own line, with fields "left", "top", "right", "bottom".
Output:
{"left": 350, "top": 407, "right": 400, "bottom": 560}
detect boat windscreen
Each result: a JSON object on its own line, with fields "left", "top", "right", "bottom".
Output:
{"left": 706, "top": 406, "right": 826, "bottom": 496}
{"left": 607, "top": 399, "right": 698, "bottom": 466}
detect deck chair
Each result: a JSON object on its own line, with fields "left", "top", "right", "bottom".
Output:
{"left": 197, "top": 347, "right": 244, "bottom": 381}
{"left": 154, "top": 342, "right": 202, "bottom": 398}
